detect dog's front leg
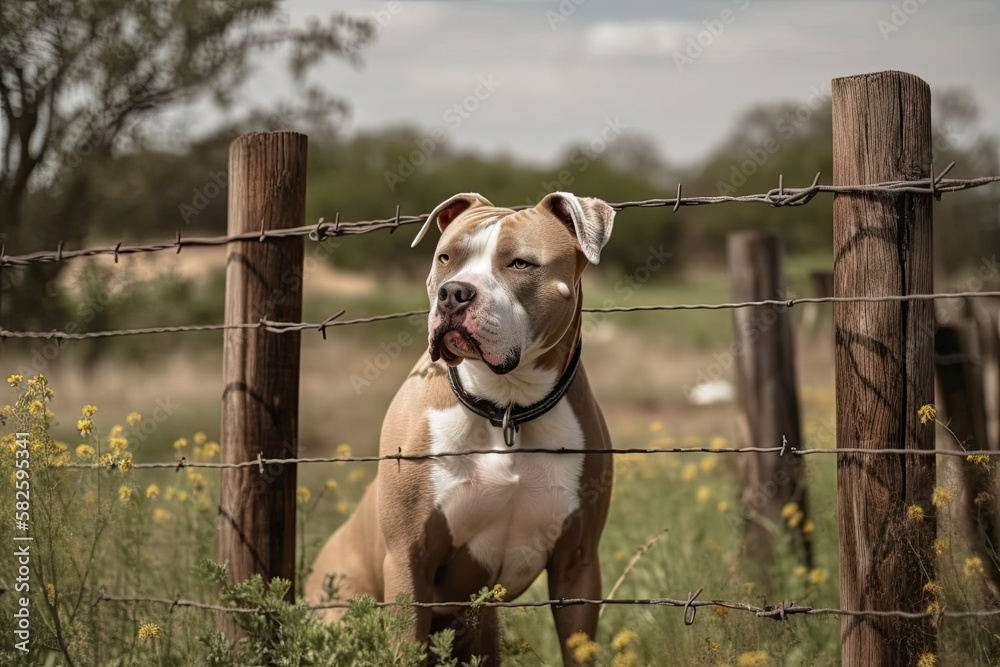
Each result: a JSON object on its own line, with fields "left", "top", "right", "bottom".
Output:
{"left": 383, "top": 550, "right": 434, "bottom": 642}
{"left": 548, "top": 544, "right": 602, "bottom": 666}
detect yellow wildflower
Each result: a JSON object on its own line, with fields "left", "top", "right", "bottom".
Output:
{"left": 28, "top": 400, "right": 45, "bottom": 416}
{"left": 926, "top": 600, "right": 941, "bottom": 614}
{"left": 916, "top": 653, "right": 936, "bottom": 667}
{"left": 173, "top": 437, "right": 188, "bottom": 450}
{"left": 153, "top": 508, "right": 173, "bottom": 523}
{"left": 82, "top": 404, "right": 97, "bottom": 417}
{"left": 706, "top": 639, "right": 720, "bottom": 652}
{"left": 738, "top": 650, "right": 769, "bottom": 666}
{"left": 808, "top": 568, "right": 829, "bottom": 584}
{"left": 491, "top": 584, "right": 506, "bottom": 601}
{"left": 47, "top": 583, "right": 56, "bottom": 605}
{"left": 696, "top": 486, "right": 711, "bottom": 503}
{"left": 611, "top": 628, "right": 637, "bottom": 650}
{"left": 648, "top": 420, "right": 663, "bottom": 432}
{"left": 566, "top": 632, "right": 589, "bottom": 649}
{"left": 612, "top": 652, "right": 637, "bottom": 667}
{"left": 325, "top": 479, "right": 339, "bottom": 491}
{"left": 924, "top": 581, "right": 944, "bottom": 598}
{"left": 297, "top": 487, "right": 312, "bottom": 504}
{"left": 802, "top": 519, "right": 816, "bottom": 534}
{"left": 164, "top": 486, "right": 176, "bottom": 501}
{"left": 931, "top": 487, "right": 952, "bottom": 508}
{"left": 714, "top": 606, "right": 730, "bottom": 618}
{"left": 76, "top": 444, "right": 96, "bottom": 459}
{"left": 781, "top": 502, "right": 799, "bottom": 519}
{"left": 201, "top": 441, "right": 220, "bottom": 458}
{"left": 572, "top": 639, "right": 599, "bottom": 663}
{"left": 932, "top": 538, "right": 949, "bottom": 556}
{"left": 907, "top": 505, "right": 925, "bottom": 521}
{"left": 710, "top": 435, "right": 728, "bottom": 449}
{"left": 975, "top": 492, "right": 994, "bottom": 506}
{"left": 681, "top": 463, "right": 698, "bottom": 481}
{"left": 7, "top": 374, "right": 24, "bottom": 387}
{"left": 963, "top": 557, "right": 985, "bottom": 576}
{"left": 109, "top": 436, "right": 128, "bottom": 454}
{"left": 176, "top": 491, "right": 189, "bottom": 503}
{"left": 348, "top": 468, "right": 366, "bottom": 483}
{"left": 118, "top": 485, "right": 133, "bottom": 502}
{"left": 77, "top": 418, "right": 94, "bottom": 436}
{"left": 918, "top": 404, "right": 937, "bottom": 424}
{"left": 126, "top": 412, "right": 142, "bottom": 426}
{"left": 699, "top": 457, "right": 717, "bottom": 473}
{"left": 193, "top": 432, "right": 208, "bottom": 445}
{"left": 146, "top": 484, "right": 160, "bottom": 499}
{"left": 186, "top": 470, "right": 205, "bottom": 490}
{"left": 118, "top": 456, "right": 133, "bottom": 471}
{"left": 787, "top": 510, "right": 803, "bottom": 529}
{"left": 98, "top": 453, "right": 113, "bottom": 466}
{"left": 717, "top": 501, "right": 730, "bottom": 513}
{"left": 138, "top": 623, "right": 159, "bottom": 639}
{"left": 793, "top": 565, "right": 807, "bottom": 577}
{"left": 967, "top": 454, "right": 991, "bottom": 467}
{"left": 336, "top": 500, "right": 349, "bottom": 514}
{"left": 336, "top": 443, "right": 352, "bottom": 457}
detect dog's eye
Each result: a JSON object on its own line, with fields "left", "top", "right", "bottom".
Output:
{"left": 438, "top": 253, "right": 449, "bottom": 265}
{"left": 509, "top": 258, "right": 532, "bottom": 270}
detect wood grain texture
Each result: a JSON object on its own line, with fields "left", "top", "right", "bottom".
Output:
{"left": 727, "top": 232, "right": 810, "bottom": 585}
{"left": 832, "top": 71, "right": 936, "bottom": 665}
{"left": 217, "top": 132, "right": 306, "bottom": 639}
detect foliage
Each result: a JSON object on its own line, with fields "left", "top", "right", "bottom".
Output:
{"left": 0, "top": 0, "right": 374, "bottom": 330}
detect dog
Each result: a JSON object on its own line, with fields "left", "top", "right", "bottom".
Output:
{"left": 305, "top": 192, "right": 616, "bottom": 664}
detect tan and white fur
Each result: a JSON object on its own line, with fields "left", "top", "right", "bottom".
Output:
{"left": 305, "top": 192, "right": 616, "bottom": 665}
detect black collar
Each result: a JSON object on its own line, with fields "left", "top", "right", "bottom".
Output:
{"left": 447, "top": 338, "right": 583, "bottom": 447}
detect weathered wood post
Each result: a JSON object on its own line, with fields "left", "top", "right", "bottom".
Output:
{"left": 935, "top": 322, "right": 1000, "bottom": 599}
{"left": 833, "top": 71, "right": 936, "bottom": 665}
{"left": 727, "top": 232, "right": 811, "bottom": 583}
{"left": 218, "top": 131, "right": 307, "bottom": 638}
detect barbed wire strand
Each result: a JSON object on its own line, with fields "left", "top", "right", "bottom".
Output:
{"left": 92, "top": 591, "right": 1000, "bottom": 623}
{"left": 4, "top": 291, "right": 1000, "bottom": 341}
{"left": 58, "top": 446, "right": 1000, "bottom": 471}
{"left": 2, "top": 167, "right": 998, "bottom": 268}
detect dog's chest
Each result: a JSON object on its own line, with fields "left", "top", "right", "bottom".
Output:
{"left": 426, "top": 401, "right": 584, "bottom": 593}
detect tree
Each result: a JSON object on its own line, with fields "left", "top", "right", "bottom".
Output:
{"left": 0, "top": 0, "right": 374, "bottom": 329}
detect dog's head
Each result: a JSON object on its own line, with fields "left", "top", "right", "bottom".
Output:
{"left": 412, "top": 192, "right": 615, "bottom": 374}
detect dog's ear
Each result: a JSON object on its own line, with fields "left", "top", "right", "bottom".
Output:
{"left": 539, "top": 192, "right": 616, "bottom": 264}
{"left": 411, "top": 193, "right": 494, "bottom": 248}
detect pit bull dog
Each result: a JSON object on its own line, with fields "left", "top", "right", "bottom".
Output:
{"left": 305, "top": 192, "right": 616, "bottom": 664}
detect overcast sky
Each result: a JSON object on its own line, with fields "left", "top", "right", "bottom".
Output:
{"left": 208, "top": 0, "right": 1000, "bottom": 167}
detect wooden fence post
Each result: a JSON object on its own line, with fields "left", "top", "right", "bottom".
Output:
{"left": 218, "top": 131, "right": 307, "bottom": 639}
{"left": 727, "top": 232, "right": 810, "bottom": 585}
{"left": 934, "top": 322, "right": 1000, "bottom": 599}
{"left": 833, "top": 71, "right": 936, "bottom": 665}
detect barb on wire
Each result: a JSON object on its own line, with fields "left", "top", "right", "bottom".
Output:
{"left": 58, "top": 445, "right": 1000, "bottom": 471}
{"left": 4, "top": 291, "right": 1000, "bottom": 341}
{"left": 2, "top": 168, "right": 998, "bottom": 268}
{"left": 93, "top": 591, "right": 1000, "bottom": 622}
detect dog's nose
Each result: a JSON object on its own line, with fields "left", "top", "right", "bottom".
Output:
{"left": 438, "top": 281, "right": 476, "bottom": 314}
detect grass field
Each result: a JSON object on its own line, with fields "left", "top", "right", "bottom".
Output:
{"left": 3, "top": 255, "right": 999, "bottom": 664}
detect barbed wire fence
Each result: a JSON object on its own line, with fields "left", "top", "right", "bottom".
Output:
{"left": 4, "top": 71, "right": 1000, "bottom": 660}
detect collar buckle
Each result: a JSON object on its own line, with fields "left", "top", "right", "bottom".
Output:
{"left": 501, "top": 404, "right": 517, "bottom": 447}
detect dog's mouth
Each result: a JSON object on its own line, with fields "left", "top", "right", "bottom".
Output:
{"left": 430, "top": 327, "right": 519, "bottom": 375}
